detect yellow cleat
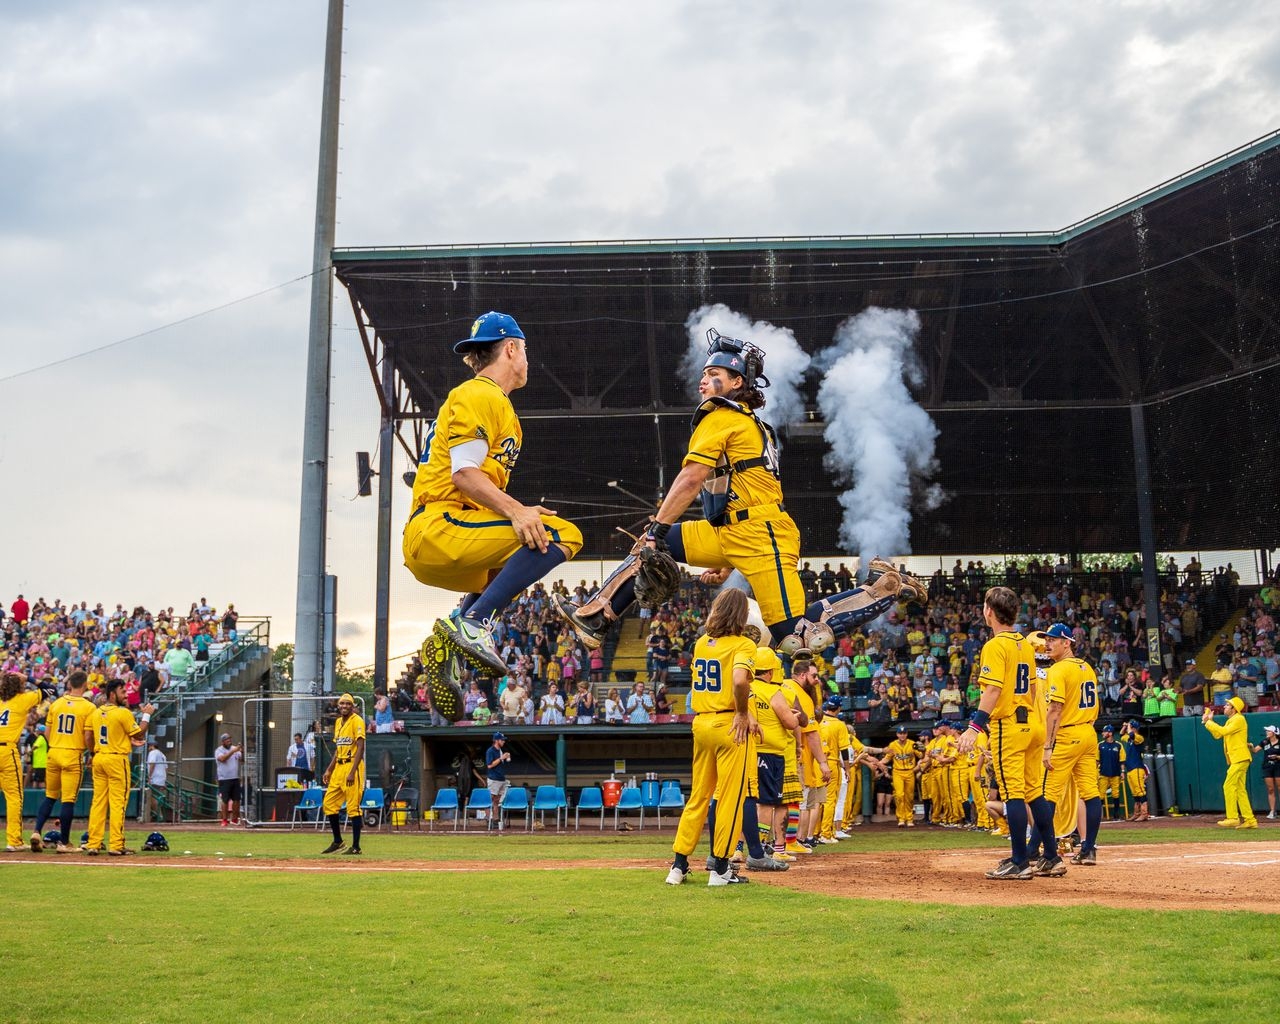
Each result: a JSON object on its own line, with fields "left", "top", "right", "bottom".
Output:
{"left": 1216, "top": 819, "right": 1241, "bottom": 828}
{"left": 1235, "top": 821, "right": 1259, "bottom": 830}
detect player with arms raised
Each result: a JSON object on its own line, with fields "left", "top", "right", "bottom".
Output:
{"left": 404, "top": 312, "right": 583, "bottom": 700}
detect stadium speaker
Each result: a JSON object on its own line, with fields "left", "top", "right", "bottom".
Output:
{"left": 356, "top": 451, "right": 375, "bottom": 497}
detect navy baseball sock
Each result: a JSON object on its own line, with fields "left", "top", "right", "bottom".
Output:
{"left": 351, "top": 817, "right": 362, "bottom": 850}
{"left": 1005, "top": 799, "right": 1029, "bottom": 864}
{"left": 469, "top": 545, "right": 567, "bottom": 623}
{"left": 328, "top": 814, "right": 342, "bottom": 843}
{"left": 459, "top": 592, "right": 481, "bottom": 617}
{"left": 706, "top": 798, "right": 717, "bottom": 847}
{"left": 1081, "top": 797, "right": 1102, "bottom": 853}
{"left": 33, "top": 795, "right": 57, "bottom": 835}
{"left": 1029, "top": 796, "right": 1056, "bottom": 859}
{"left": 672, "top": 852, "right": 689, "bottom": 872}
{"left": 742, "top": 798, "right": 765, "bottom": 859}
{"left": 58, "top": 804, "right": 75, "bottom": 846}
{"left": 713, "top": 856, "right": 731, "bottom": 875}
{"left": 922, "top": 799, "right": 933, "bottom": 824}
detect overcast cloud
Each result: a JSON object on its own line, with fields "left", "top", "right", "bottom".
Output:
{"left": 1, "top": 1, "right": 1277, "bottom": 669}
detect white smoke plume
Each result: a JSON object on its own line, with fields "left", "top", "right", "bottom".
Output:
{"left": 681, "top": 304, "right": 810, "bottom": 432}
{"left": 815, "top": 307, "right": 942, "bottom": 571}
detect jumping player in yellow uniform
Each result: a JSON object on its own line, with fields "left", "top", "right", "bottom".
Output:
{"left": 85, "top": 681, "right": 153, "bottom": 856}
{"left": 957, "top": 587, "right": 1056, "bottom": 879}
{"left": 321, "top": 693, "right": 367, "bottom": 855}
{"left": 30, "top": 669, "right": 96, "bottom": 853}
{"left": 404, "top": 312, "right": 583, "bottom": 686}
{"left": 884, "top": 725, "right": 920, "bottom": 827}
{"left": 1, "top": 673, "right": 41, "bottom": 851}
{"left": 558, "top": 327, "right": 927, "bottom": 653}
{"left": 1041, "top": 623, "right": 1102, "bottom": 867}
{"left": 666, "top": 589, "right": 760, "bottom": 886}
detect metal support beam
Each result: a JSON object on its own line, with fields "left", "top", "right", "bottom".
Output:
{"left": 374, "top": 345, "right": 395, "bottom": 691}
{"left": 1130, "top": 402, "right": 1164, "bottom": 681}
{"left": 293, "top": 0, "right": 343, "bottom": 732}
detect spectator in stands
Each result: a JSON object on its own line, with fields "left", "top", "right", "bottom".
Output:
{"left": 654, "top": 683, "right": 672, "bottom": 718}
{"left": 573, "top": 681, "right": 595, "bottom": 724}
{"left": 164, "top": 643, "right": 194, "bottom": 684}
{"left": 1178, "top": 660, "right": 1206, "bottom": 715}
{"left": 917, "top": 686, "right": 940, "bottom": 721}
{"left": 1209, "top": 661, "right": 1235, "bottom": 707}
{"left": 1119, "top": 669, "right": 1143, "bottom": 719}
{"left": 868, "top": 680, "right": 891, "bottom": 724}
{"left": 464, "top": 681, "right": 485, "bottom": 719}
{"left": 498, "top": 684, "right": 522, "bottom": 725}
{"left": 287, "top": 732, "right": 313, "bottom": 783}
{"left": 939, "top": 677, "right": 964, "bottom": 721}
{"left": 625, "top": 682, "right": 653, "bottom": 725}
{"left": 372, "top": 692, "right": 395, "bottom": 733}
{"left": 539, "top": 682, "right": 565, "bottom": 725}
{"left": 604, "top": 687, "right": 624, "bottom": 724}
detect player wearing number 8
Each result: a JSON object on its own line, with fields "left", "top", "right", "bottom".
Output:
{"left": 1041, "top": 623, "right": 1103, "bottom": 866}
{"left": 666, "top": 589, "right": 761, "bottom": 887}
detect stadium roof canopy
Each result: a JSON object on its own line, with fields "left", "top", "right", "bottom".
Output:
{"left": 333, "top": 131, "right": 1280, "bottom": 558}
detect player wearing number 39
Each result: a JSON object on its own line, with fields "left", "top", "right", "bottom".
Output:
{"left": 665, "top": 588, "right": 761, "bottom": 887}
{"left": 1041, "top": 623, "right": 1102, "bottom": 868}
{"left": 559, "top": 328, "right": 928, "bottom": 654}
{"left": 957, "top": 587, "right": 1056, "bottom": 880}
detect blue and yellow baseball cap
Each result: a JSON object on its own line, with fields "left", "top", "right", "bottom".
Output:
{"left": 454, "top": 311, "right": 524, "bottom": 353}
{"left": 1044, "top": 623, "right": 1074, "bottom": 643}
{"left": 822, "top": 695, "right": 842, "bottom": 711}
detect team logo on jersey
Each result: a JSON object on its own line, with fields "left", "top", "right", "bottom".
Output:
{"left": 981, "top": 665, "right": 990, "bottom": 674}
{"left": 494, "top": 436, "right": 521, "bottom": 470}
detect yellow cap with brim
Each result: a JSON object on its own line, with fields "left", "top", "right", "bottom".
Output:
{"left": 754, "top": 646, "right": 781, "bottom": 675}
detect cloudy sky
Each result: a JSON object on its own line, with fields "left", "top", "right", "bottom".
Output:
{"left": 1, "top": 1, "right": 1276, "bottom": 671}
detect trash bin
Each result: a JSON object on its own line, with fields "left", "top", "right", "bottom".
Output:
{"left": 602, "top": 779, "right": 623, "bottom": 808}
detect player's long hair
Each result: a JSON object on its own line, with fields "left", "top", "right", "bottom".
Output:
{"left": 1, "top": 672, "right": 24, "bottom": 701}
{"left": 704, "top": 588, "right": 749, "bottom": 639}
{"left": 730, "top": 380, "right": 766, "bottom": 411}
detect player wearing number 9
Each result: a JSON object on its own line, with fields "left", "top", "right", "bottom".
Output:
{"left": 666, "top": 588, "right": 761, "bottom": 886}
{"left": 1041, "top": 623, "right": 1103, "bottom": 865}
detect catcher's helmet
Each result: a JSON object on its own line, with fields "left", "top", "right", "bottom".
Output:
{"left": 703, "top": 328, "right": 770, "bottom": 389}
{"left": 143, "top": 832, "right": 169, "bottom": 852}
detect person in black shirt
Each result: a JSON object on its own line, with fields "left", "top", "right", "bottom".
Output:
{"left": 1259, "top": 724, "right": 1280, "bottom": 820}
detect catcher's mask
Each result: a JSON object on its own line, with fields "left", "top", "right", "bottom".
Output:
{"left": 703, "top": 328, "right": 770, "bottom": 390}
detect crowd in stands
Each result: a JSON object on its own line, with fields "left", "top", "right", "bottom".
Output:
{"left": 2, "top": 593, "right": 243, "bottom": 779}
{"left": 400, "top": 553, "right": 1272, "bottom": 729}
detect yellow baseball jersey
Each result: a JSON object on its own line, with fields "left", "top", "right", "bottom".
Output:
{"left": 1044, "top": 657, "right": 1100, "bottom": 727}
{"left": 46, "top": 694, "right": 96, "bottom": 752}
{"left": 683, "top": 400, "right": 782, "bottom": 516}
{"left": 0, "top": 690, "right": 40, "bottom": 743}
{"left": 91, "top": 705, "right": 141, "bottom": 754}
{"left": 332, "top": 712, "right": 366, "bottom": 765}
{"left": 411, "top": 376, "right": 522, "bottom": 510}
{"left": 750, "top": 679, "right": 791, "bottom": 755}
{"left": 935, "top": 733, "right": 958, "bottom": 765}
{"left": 886, "top": 738, "right": 919, "bottom": 773}
{"left": 977, "top": 632, "right": 1038, "bottom": 721}
{"left": 820, "top": 714, "right": 851, "bottom": 766}
{"left": 689, "top": 635, "right": 755, "bottom": 714}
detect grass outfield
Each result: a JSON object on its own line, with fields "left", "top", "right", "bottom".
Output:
{"left": 3, "top": 827, "right": 1277, "bottom": 1024}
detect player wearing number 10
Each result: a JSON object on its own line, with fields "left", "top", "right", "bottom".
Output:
{"left": 1042, "top": 623, "right": 1103, "bottom": 866}
{"left": 30, "top": 670, "right": 96, "bottom": 853}
{"left": 666, "top": 588, "right": 761, "bottom": 887}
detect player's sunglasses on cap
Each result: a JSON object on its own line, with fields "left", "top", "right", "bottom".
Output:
{"left": 455, "top": 311, "right": 524, "bottom": 353}
{"left": 1044, "top": 623, "right": 1074, "bottom": 642}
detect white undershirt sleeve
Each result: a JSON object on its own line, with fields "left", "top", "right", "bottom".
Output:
{"left": 450, "top": 438, "right": 489, "bottom": 473}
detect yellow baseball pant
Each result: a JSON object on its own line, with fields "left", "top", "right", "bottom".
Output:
{"left": 45, "top": 749, "right": 85, "bottom": 804}
{"left": 1223, "top": 761, "right": 1256, "bottom": 825}
{"left": 1, "top": 745, "right": 23, "bottom": 848}
{"left": 673, "top": 712, "right": 756, "bottom": 860}
{"left": 1126, "top": 767, "right": 1147, "bottom": 800}
{"left": 821, "top": 763, "right": 843, "bottom": 839}
{"left": 679, "top": 514, "right": 806, "bottom": 629}
{"left": 87, "top": 753, "right": 131, "bottom": 853}
{"left": 892, "top": 772, "right": 915, "bottom": 824}
{"left": 991, "top": 717, "right": 1045, "bottom": 803}
{"left": 403, "top": 502, "right": 582, "bottom": 593}
{"left": 842, "top": 764, "right": 863, "bottom": 824}
{"left": 323, "top": 762, "right": 367, "bottom": 817}
{"left": 1044, "top": 725, "right": 1101, "bottom": 806}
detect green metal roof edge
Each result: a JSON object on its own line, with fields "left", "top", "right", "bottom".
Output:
{"left": 332, "top": 129, "right": 1280, "bottom": 264}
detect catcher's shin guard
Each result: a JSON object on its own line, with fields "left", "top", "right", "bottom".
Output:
{"left": 778, "top": 571, "right": 903, "bottom": 654}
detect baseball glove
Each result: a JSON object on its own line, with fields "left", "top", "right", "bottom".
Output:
{"left": 633, "top": 544, "right": 681, "bottom": 608}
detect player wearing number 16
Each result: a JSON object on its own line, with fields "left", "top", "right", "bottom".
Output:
{"left": 956, "top": 587, "right": 1056, "bottom": 880}
{"left": 665, "top": 588, "right": 761, "bottom": 887}
{"left": 1041, "top": 623, "right": 1103, "bottom": 867}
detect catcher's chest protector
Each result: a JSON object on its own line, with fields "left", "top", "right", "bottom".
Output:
{"left": 690, "top": 398, "right": 781, "bottom": 527}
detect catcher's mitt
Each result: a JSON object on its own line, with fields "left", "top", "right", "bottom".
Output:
{"left": 633, "top": 544, "right": 681, "bottom": 608}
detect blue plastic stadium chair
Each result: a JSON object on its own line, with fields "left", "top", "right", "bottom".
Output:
{"left": 429, "top": 787, "right": 459, "bottom": 832}
{"left": 575, "top": 786, "right": 605, "bottom": 830}
{"left": 656, "top": 783, "right": 685, "bottom": 827}
{"left": 290, "top": 786, "right": 324, "bottom": 830}
{"left": 464, "top": 787, "right": 492, "bottom": 831}
{"left": 500, "top": 786, "right": 531, "bottom": 832}
{"left": 614, "top": 786, "right": 645, "bottom": 831}
{"left": 360, "top": 787, "right": 385, "bottom": 829}
{"left": 532, "top": 785, "right": 565, "bottom": 831}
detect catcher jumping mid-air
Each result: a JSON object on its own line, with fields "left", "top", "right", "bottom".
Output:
{"left": 558, "top": 327, "right": 928, "bottom": 654}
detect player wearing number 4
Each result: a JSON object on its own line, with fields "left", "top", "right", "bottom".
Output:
{"left": 30, "top": 670, "right": 96, "bottom": 853}
{"left": 1, "top": 672, "right": 42, "bottom": 852}
{"left": 666, "top": 588, "right": 762, "bottom": 887}
{"left": 557, "top": 328, "right": 928, "bottom": 654}
{"left": 1041, "top": 623, "right": 1102, "bottom": 868}
{"left": 956, "top": 587, "right": 1056, "bottom": 880}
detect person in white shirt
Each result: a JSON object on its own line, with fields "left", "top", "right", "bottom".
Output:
{"left": 146, "top": 739, "right": 168, "bottom": 823}
{"left": 539, "top": 683, "right": 565, "bottom": 725}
